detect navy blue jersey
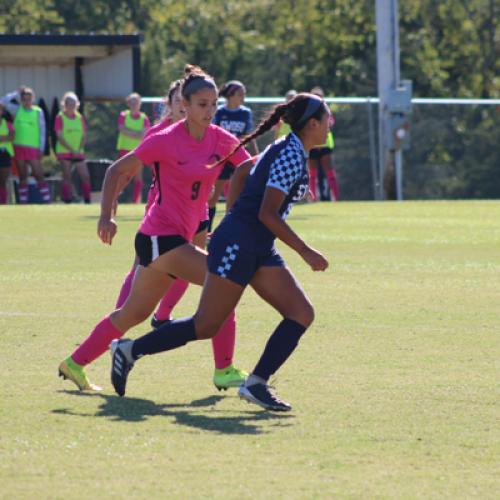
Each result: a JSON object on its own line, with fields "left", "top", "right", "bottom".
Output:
{"left": 227, "top": 133, "right": 309, "bottom": 248}
{"left": 213, "top": 105, "right": 253, "bottom": 138}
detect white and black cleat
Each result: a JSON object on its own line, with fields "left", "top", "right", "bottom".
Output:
{"left": 110, "top": 339, "right": 135, "bottom": 397}
{"left": 238, "top": 383, "right": 291, "bottom": 412}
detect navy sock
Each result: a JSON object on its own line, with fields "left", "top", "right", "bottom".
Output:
{"left": 132, "top": 317, "right": 197, "bottom": 359}
{"left": 208, "top": 206, "right": 216, "bottom": 232}
{"left": 253, "top": 318, "right": 307, "bottom": 381}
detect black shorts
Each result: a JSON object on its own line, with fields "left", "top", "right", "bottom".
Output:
{"left": 196, "top": 219, "right": 209, "bottom": 233}
{"left": 309, "top": 147, "right": 333, "bottom": 160}
{"left": 0, "top": 149, "right": 12, "bottom": 168}
{"left": 60, "top": 157, "right": 86, "bottom": 163}
{"left": 217, "top": 162, "right": 235, "bottom": 181}
{"left": 134, "top": 232, "right": 187, "bottom": 267}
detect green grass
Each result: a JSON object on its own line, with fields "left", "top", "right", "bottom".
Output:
{"left": 0, "top": 201, "right": 498, "bottom": 499}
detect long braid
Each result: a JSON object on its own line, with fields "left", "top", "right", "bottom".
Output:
{"left": 213, "top": 93, "right": 326, "bottom": 168}
{"left": 215, "top": 104, "right": 288, "bottom": 167}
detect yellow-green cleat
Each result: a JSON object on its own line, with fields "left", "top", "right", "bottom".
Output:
{"left": 213, "top": 364, "right": 248, "bottom": 391}
{"left": 58, "top": 357, "right": 102, "bottom": 391}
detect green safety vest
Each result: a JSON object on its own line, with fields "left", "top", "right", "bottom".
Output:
{"left": 116, "top": 110, "right": 146, "bottom": 151}
{"left": 55, "top": 111, "right": 84, "bottom": 154}
{"left": 325, "top": 131, "right": 335, "bottom": 149}
{"left": 13, "top": 105, "right": 41, "bottom": 148}
{"left": 277, "top": 121, "right": 292, "bottom": 138}
{"left": 0, "top": 119, "right": 14, "bottom": 156}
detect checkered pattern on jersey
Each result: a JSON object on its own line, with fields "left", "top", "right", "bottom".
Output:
{"left": 216, "top": 243, "right": 240, "bottom": 278}
{"left": 267, "top": 134, "right": 306, "bottom": 195}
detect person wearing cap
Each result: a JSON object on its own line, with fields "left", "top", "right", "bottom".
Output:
{"left": 208, "top": 80, "right": 258, "bottom": 231}
{"left": 108, "top": 92, "right": 330, "bottom": 412}
{"left": 0, "top": 86, "right": 50, "bottom": 203}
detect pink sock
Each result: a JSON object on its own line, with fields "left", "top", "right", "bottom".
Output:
{"left": 61, "top": 181, "right": 72, "bottom": 202}
{"left": 0, "top": 186, "right": 7, "bottom": 204}
{"left": 155, "top": 279, "right": 189, "bottom": 321}
{"left": 18, "top": 183, "right": 28, "bottom": 204}
{"left": 211, "top": 310, "right": 236, "bottom": 369}
{"left": 81, "top": 181, "right": 91, "bottom": 203}
{"left": 38, "top": 182, "right": 51, "bottom": 203}
{"left": 326, "top": 170, "right": 339, "bottom": 201}
{"left": 132, "top": 179, "right": 143, "bottom": 203}
{"left": 308, "top": 169, "right": 318, "bottom": 200}
{"left": 72, "top": 316, "right": 123, "bottom": 366}
{"left": 115, "top": 266, "right": 136, "bottom": 309}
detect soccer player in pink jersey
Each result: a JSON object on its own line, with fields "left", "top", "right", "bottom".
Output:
{"left": 59, "top": 65, "right": 251, "bottom": 392}
{"left": 115, "top": 79, "right": 191, "bottom": 325}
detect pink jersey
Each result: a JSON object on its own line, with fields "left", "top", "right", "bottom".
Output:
{"left": 144, "top": 117, "right": 172, "bottom": 140}
{"left": 134, "top": 121, "right": 250, "bottom": 240}
{"left": 143, "top": 118, "right": 173, "bottom": 213}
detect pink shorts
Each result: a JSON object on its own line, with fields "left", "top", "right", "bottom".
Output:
{"left": 14, "top": 146, "right": 41, "bottom": 161}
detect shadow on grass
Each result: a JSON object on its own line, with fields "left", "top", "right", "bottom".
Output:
{"left": 53, "top": 391, "right": 294, "bottom": 435}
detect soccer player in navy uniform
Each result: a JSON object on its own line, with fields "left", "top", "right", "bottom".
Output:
{"left": 208, "top": 80, "right": 258, "bottom": 231}
{"left": 110, "top": 93, "right": 330, "bottom": 412}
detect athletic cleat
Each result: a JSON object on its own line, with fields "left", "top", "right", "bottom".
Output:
{"left": 110, "top": 339, "right": 134, "bottom": 397}
{"left": 150, "top": 314, "right": 172, "bottom": 329}
{"left": 238, "top": 383, "right": 292, "bottom": 411}
{"left": 58, "top": 357, "right": 102, "bottom": 391}
{"left": 213, "top": 365, "right": 248, "bottom": 391}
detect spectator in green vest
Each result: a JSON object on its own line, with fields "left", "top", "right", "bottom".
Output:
{"left": 0, "top": 86, "right": 50, "bottom": 203}
{"left": 0, "top": 101, "right": 15, "bottom": 204}
{"left": 116, "top": 93, "right": 151, "bottom": 203}
{"left": 55, "top": 92, "right": 91, "bottom": 203}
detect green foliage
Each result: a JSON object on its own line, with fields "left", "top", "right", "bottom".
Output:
{"left": 2, "top": 0, "right": 498, "bottom": 198}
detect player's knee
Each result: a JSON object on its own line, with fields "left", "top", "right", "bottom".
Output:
{"left": 293, "top": 302, "right": 315, "bottom": 328}
{"left": 193, "top": 314, "right": 222, "bottom": 340}
{"left": 121, "top": 307, "right": 150, "bottom": 327}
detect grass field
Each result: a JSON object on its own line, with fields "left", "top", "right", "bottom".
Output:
{"left": 0, "top": 201, "right": 498, "bottom": 499}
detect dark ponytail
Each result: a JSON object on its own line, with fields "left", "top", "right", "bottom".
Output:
{"left": 181, "top": 64, "right": 217, "bottom": 101}
{"left": 215, "top": 93, "right": 326, "bottom": 167}
{"left": 167, "top": 79, "right": 182, "bottom": 105}
{"left": 219, "top": 80, "right": 246, "bottom": 99}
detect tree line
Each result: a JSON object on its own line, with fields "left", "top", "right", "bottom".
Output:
{"left": 1, "top": 0, "right": 498, "bottom": 199}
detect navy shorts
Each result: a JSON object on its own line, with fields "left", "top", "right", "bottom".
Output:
{"left": 217, "top": 162, "right": 235, "bottom": 181}
{"left": 207, "top": 229, "right": 285, "bottom": 287}
{"left": 135, "top": 232, "right": 187, "bottom": 267}
{"left": 196, "top": 219, "right": 209, "bottom": 234}
{"left": 309, "top": 147, "right": 333, "bottom": 160}
{"left": 0, "top": 149, "right": 12, "bottom": 168}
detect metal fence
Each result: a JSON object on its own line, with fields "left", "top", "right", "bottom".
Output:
{"left": 84, "top": 97, "right": 500, "bottom": 201}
